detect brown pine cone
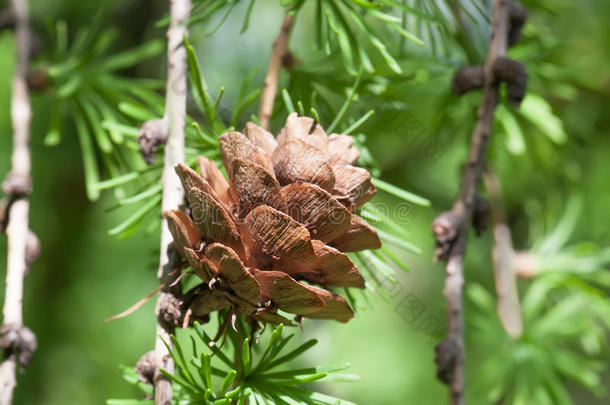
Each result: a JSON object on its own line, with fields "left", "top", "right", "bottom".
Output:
{"left": 165, "top": 113, "right": 381, "bottom": 325}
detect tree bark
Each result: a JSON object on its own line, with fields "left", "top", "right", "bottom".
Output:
{"left": 0, "top": 0, "right": 37, "bottom": 403}
{"left": 153, "top": 0, "right": 190, "bottom": 404}
{"left": 433, "top": 1, "right": 520, "bottom": 404}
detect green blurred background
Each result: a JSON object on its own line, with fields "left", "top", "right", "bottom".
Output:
{"left": 0, "top": 0, "right": 609, "bottom": 404}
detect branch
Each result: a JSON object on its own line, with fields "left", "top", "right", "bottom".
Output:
{"left": 257, "top": 12, "right": 294, "bottom": 129}
{"left": 0, "top": 0, "right": 38, "bottom": 403}
{"left": 153, "top": 0, "right": 190, "bottom": 404}
{"left": 513, "top": 251, "right": 538, "bottom": 278}
{"left": 483, "top": 169, "right": 522, "bottom": 337}
{"left": 432, "top": 1, "right": 526, "bottom": 404}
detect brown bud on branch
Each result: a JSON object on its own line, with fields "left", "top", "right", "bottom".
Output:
{"left": 472, "top": 195, "right": 491, "bottom": 236}
{"left": 452, "top": 66, "right": 484, "bottom": 96}
{"left": 508, "top": 1, "right": 527, "bottom": 47}
{"left": 435, "top": 338, "right": 460, "bottom": 385}
{"left": 494, "top": 57, "right": 528, "bottom": 107}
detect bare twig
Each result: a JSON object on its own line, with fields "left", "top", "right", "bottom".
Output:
{"left": 0, "top": 0, "right": 38, "bottom": 403}
{"left": 153, "top": 0, "right": 190, "bottom": 404}
{"left": 104, "top": 284, "right": 164, "bottom": 322}
{"left": 432, "top": 1, "right": 526, "bottom": 404}
{"left": 257, "top": 12, "right": 294, "bottom": 129}
{"left": 513, "top": 251, "right": 538, "bottom": 278}
{"left": 483, "top": 169, "right": 522, "bottom": 337}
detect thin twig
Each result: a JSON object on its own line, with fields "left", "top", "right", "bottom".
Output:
{"left": 0, "top": 0, "right": 37, "bottom": 403}
{"left": 153, "top": 0, "right": 190, "bottom": 404}
{"left": 513, "top": 251, "right": 538, "bottom": 278}
{"left": 257, "top": 12, "right": 294, "bottom": 129}
{"left": 432, "top": 1, "right": 522, "bottom": 404}
{"left": 104, "top": 284, "right": 164, "bottom": 322}
{"left": 483, "top": 169, "right": 522, "bottom": 337}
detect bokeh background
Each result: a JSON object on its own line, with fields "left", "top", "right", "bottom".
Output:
{"left": 0, "top": 0, "right": 608, "bottom": 404}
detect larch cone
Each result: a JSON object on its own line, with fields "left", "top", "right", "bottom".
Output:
{"left": 165, "top": 113, "right": 381, "bottom": 325}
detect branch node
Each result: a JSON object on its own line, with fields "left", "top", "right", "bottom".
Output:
{"left": 452, "top": 66, "right": 484, "bottom": 96}
{"left": 25, "top": 229, "right": 40, "bottom": 271}
{"left": 433, "top": 211, "right": 460, "bottom": 262}
{"left": 156, "top": 292, "right": 183, "bottom": 332}
{"left": 0, "top": 324, "right": 37, "bottom": 369}
{"left": 138, "top": 118, "right": 168, "bottom": 165}
{"left": 472, "top": 196, "right": 491, "bottom": 236}
{"left": 135, "top": 350, "right": 155, "bottom": 385}
{"left": 494, "top": 57, "right": 528, "bottom": 107}
{"left": 435, "top": 338, "right": 460, "bottom": 385}
{"left": 281, "top": 51, "right": 296, "bottom": 70}
{"left": 2, "top": 172, "right": 31, "bottom": 197}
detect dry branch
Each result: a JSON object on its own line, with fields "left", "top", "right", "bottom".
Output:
{"left": 257, "top": 12, "right": 294, "bottom": 130}
{"left": 152, "top": 0, "right": 191, "bottom": 404}
{"left": 0, "top": 0, "right": 37, "bottom": 403}
{"left": 432, "top": 1, "right": 527, "bottom": 404}
{"left": 484, "top": 169, "right": 522, "bottom": 337}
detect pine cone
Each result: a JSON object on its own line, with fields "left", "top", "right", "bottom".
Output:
{"left": 165, "top": 113, "right": 381, "bottom": 325}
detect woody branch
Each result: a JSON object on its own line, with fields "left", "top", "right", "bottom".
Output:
{"left": 432, "top": 1, "right": 527, "bottom": 404}
{"left": 152, "top": 0, "right": 190, "bottom": 404}
{"left": 0, "top": 0, "right": 39, "bottom": 403}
